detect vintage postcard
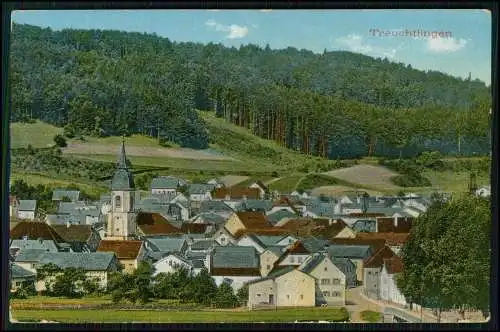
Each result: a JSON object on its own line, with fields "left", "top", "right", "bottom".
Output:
{"left": 7, "top": 8, "right": 492, "bottom": 325}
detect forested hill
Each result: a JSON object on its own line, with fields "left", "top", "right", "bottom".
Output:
{"left": 9, "top": 23, "right": 491, "bottom": 158}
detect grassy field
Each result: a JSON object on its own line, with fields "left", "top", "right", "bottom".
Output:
{"left": 360, "top": 310, "right": 382, "bottom": 323}
{"left": 11, "top": 307, "right": 349, "bottom": 323}
{"left": 10, "top": 121, "right": 63, "bottom": 149}
{"left": 267, "top": 174, "right": 307, "bottom": 193}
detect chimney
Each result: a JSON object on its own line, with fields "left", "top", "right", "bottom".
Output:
{"left": 356, "top": 195, "right": 361, "bottom": 204}
{"left": 38, "top": 237, "right": 43, "bottom": 244}
{"left": 394, "top": 216, "right": 399, "bottom": 227}
{"left": 66, "top": 221, "right": 71, "bottom": 228}
{"left": 22, "top": 235, "right": 28, "bottom": 241}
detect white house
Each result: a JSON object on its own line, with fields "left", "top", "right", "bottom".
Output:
{"left": 151, "top": 176, "right": 187, "bottom": 195}
{"left": 153, "top": 253, "right": 198, "bottom": 277}
{"left": 210, "top": 246, "right": 261, "bottom": 293}
{"left": 17, "top": 200, "right": 37, "bottom": 220}
{"left": 34, "top": 252, "right": 121, "bottom": 292}
{"left": 380, "top": 256, "right": 407, "bottom": 306}
{"left": 236, "top": 234, "right": 266, "bottom": 254}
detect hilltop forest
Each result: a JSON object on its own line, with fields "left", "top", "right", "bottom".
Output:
{"left": 9, "top": 23, "right": 492, "bottom": 158}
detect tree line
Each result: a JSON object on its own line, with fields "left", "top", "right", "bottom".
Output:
{"left": 9, "top": 23, "right": 492, "bottom": 158}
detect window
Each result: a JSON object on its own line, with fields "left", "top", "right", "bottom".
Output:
{"left": 332, "top": 291, "right": 341, "bottom": 297}
{"left": 368, "top": 271, "right": 372, "bottom": 275}
{"left": 332, "top": 278, "right": 341, "bottom": 285}
{"left": 115, "top": 195, "right": 121, "bottom": 209}
{"left": 286, "top": 295, "right": 290, "bottom": 299}
{"left": 375, "top": 272, "right": 379, "bottom": 276}
{"left": 130, "top": 196, "right": 134, "bottom": 209}
{"left": 322, "top": 291, "right": 330, "bottom": 297}
{"left": 324, "top": 267, "right": 328, "bottom": 272}
{"left": 321, "top": 278, "right": 331, "bottom": 285}
{"left": 257, "top": 293, "right": 261, "bottom": 297}
{"left": 300, "top": 294, "right": 304, "bottom": 300}
{"left": 290, "top": 257, "right": 295, "bottom": 263}
{"left": 116, "top": 228, "right": 120, "bottom": 232}
{"left": 266, "top": 265, "right": 271, "bottom": 270}
{"left": 31, "top": 264, "right": 36, "bottom": 269}
{"left": 298, "top": 257, "right": 303, "bottom": 263}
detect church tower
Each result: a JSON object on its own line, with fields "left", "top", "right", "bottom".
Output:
{"left": 106, "top": 139, "right": 138, "bottom": 240}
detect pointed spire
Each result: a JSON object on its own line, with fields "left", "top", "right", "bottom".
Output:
{"left": 117, "top": 135, "right": 128, "bottom": 169}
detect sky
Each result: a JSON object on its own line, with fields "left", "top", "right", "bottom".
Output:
{"left": 11, "top": 9, "right": 492, "bottom": 85}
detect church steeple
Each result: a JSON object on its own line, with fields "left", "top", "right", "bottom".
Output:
{"left": 110, "top": 138, "right": 135, "bottom": 191}
{"left": 117, "top": 136, "right": 128, "bottom": 170}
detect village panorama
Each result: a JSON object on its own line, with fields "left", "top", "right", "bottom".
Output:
{"left": 7, "top": 9, "right": 492, "bottom": 325}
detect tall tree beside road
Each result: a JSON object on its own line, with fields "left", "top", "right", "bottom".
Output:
{"left": 397, "top": 193, "right": 491, "bottom": 321}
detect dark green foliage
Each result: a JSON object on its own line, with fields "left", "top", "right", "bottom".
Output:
{"left": 236, "top": 284, "right": 249, "bottom": 306}
{"left": 214, "top": 282, "right": 239, "bottom": 308}
{"left": 397, "top": 195, "right": 491, "bottom": 318}
{"left": 416, "top": 151, "right": 445, "bottom": 170}
{"left": 53, "top": 134, "right": 67, "bottom": 147}
{"left": 108, "top": 261, "right": 155, "bottom": 304}
{"left": 9, "top": 23, "right": 491, "bottom": 158}
{"left": 391, "top": 174, "right": 432, "bottom": 187}
{"left": 52, "top": 267, "right": 87, "bottom": 298}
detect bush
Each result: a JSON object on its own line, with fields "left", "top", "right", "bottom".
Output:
{"left": 391, "top": 174, "right": 432, "bottom": 187}
{"left": 416, "top": 151, "right": 445, "bottom": 170}
{"left": 271, "top": 171, "right": 279, "bottom": 178}
{"left": 53, "top": 134, "right": 67, "bottom": 147}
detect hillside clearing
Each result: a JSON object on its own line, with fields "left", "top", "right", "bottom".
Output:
{"left": 323, "top": 165, "right": 401, "bottom": 190}
{"left": 62, "top": 142, "right": 235, "bottom": 161}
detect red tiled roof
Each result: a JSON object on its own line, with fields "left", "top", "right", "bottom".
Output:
{"left": 136, "top": 212, "right": 169, "bottom": 226}
{"left": 356, "top": 232, "right": 410, "bottom": 246}
{"left": 210, "top": 267, "right": 261, "bottom": 277}
{"left": 51, "top": 224, "right": 93, "bottom": 243}
{"left": 213, "top": 187, "right": 260, "bottom": 199}
{"left": 376, "top": 217, "right": 413, "bottom": 233}
{"left": 181, "top": 223, "right": 209, "bottom": 234}
{"left": 234, "top": 227, "right": 288, "bottom": 239}
{"left": 10, "top": 221, "right": 65, "bottom": 243}
{"left": 383, "top": 256, "right": 403, "bottom": 274}
{"left": 287, "top": 240, "right": 310, "bottom": 254}
{"left": 96, "top": 240, "right": 143, "bottom": 259}
{"left": 363, "top": 245, "right": 396, "bottom": 268}
{"left": 138, "top": 223, "right": 182, "bottom": 236}
{"left": 235, "top": 211, "right": 270, "bottom": 229}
